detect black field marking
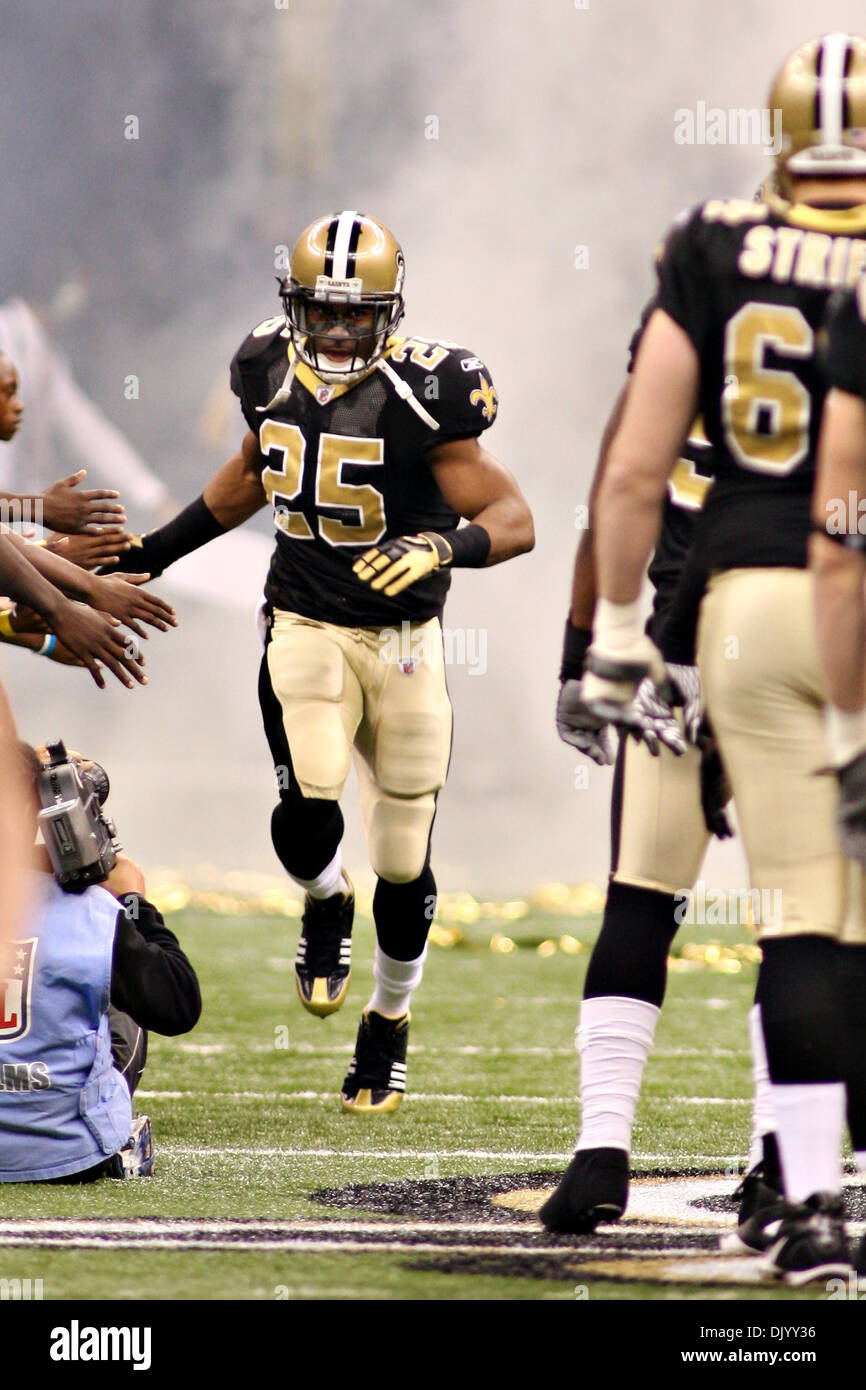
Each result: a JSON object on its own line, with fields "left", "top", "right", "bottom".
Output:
{"left": 4, "top": 1174, "right": 861, "bottom": 1285}
{"left": 0, "top": 1217, "right": 718, "bottom": 1257}
{"left": 309, "top": 1167, "right": 728, "bottom": 1222}
{"left": 691, "top": 1184, "right": 866, "bottom": 1220}
{"left": 404, "top": 1252, "right": 767, "bottom": 1286}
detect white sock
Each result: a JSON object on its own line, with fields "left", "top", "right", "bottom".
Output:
{"left": 771, "top": 1082, "right": 845, "bottom": 1202}
{"left": 292, "top": 848, "right": 347, "bottom": 901}
{"left": 854, "top": 1151, "right": 866, "bottom": 1173}
{"left": 368, "top": 944, "right": 426, "bottom": 1019}
{"left": 575, "top": 995, "right": 660, "bottom": 1153}
{"left": 747, "top": 1004, "right": 775, "bottom": 1170}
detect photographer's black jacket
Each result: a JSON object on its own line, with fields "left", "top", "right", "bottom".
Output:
{"left": 110, "top": 894, "right": 201, "bottom": 1036}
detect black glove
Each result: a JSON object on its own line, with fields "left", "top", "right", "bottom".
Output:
{"left": 837, "top": 749, "right": 866, "bottom": 867}
{"left": 699, "top": 721, "right": 734, "bottom": 840}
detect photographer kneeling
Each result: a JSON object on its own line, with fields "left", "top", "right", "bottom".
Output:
{"left": 0, "top": 741, "right": 201, "bottom": 1182}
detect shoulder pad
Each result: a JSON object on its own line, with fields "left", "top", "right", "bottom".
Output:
{"left": 385, "top": 336, "right": 498, "bottom": 435}
{"left": 230, "top": 319, "right": 290, "bottom": 401}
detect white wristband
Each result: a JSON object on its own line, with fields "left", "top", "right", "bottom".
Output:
{"left": 593, "top": 597, "right": 645, "bottom": 653}
{"left": 826, "top": 704, "right": 866, "bottom": 767}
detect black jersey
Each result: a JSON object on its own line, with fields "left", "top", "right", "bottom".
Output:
{"left": 824, "top": 277, "right": 866, "bottom": 401}
{"left": 655, "top": 195, "right": 866, "bottom": 571}
{"left": 627, "top": 299, "right": 714, "bottom": 641}
{"left": 229, "top": 321, "right": 498, "bottom": 626}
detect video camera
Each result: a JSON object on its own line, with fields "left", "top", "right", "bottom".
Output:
{"left": 35, "top": 740, "right": 121, "bottom": 892}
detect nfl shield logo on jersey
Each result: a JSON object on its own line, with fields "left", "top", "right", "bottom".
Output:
{"left": 0, "top": 939, "right": 37, "bottom": 1042}
{"left": 316, "top": 385, "right": 335, "bottom": 405}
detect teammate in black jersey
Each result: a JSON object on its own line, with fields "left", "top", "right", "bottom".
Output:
{"left": 106, "top": 212, "right": 534, "bottom": 1112}
{"left": 811, "top": 278, "right": 866, "bottom": 1277}
{"left": 814, "top": 279, "right": 866, "bottom": 860}
{"left": 543, "top": 305, "right": 752, "bottom": 1237}
{"left": 581, "top": 34, "right": 866, "bottom": 1282}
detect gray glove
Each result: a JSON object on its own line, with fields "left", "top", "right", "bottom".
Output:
{"left": 837, "top": 749, "right": 866, "bottom": 866}
{"left": 630, "top": 663, "right": 702, "bottom": 757}
{"left": 556, "top": 678, "right": 616, "bottom": 766}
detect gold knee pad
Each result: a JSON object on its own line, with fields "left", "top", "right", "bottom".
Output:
{"left": 362, "top": 789, "right": 438, "bottom": 883}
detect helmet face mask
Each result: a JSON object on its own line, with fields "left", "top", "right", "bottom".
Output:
{"left": 280, "top": 212, "right": 405, "bottom": 385}
{"left": 281, "top": 282, "right": 403, "bottom": 384}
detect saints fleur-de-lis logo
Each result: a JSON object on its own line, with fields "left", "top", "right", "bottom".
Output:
{"left": 470, "top": 375, "right": 498, "bottom": 421}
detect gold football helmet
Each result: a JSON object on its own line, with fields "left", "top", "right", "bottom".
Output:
{"left": 280, "top": 211, "right": 405, "bottom": 384}
{"left": 770, "top": 33, "right": 866, "bottom": 195}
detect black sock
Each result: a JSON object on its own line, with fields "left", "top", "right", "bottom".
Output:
{"left": 839, "top": 944, "right": 866, "bottom": 1152}
{"left": 758, "top": 936, "right": 842, "bottom": 1084}
{"left": 583, "top": 880, "right": 680, "bottom": 1008}
{"left": 270, "top": 795, "right": 344, "bottom": 881}
{"left": 374, "top": 866, "right": 437, "bottom": 962}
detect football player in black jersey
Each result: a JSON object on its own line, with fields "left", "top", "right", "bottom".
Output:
{"left": 542, "top": 312, "right": 753, "bottom": 1238}
{"left": 811, "top": 277, "right": 866, "bottom": 1278}
{"left": 581, "top": 35, "right": 866, "bottom": 1281}
{"left": 813, "top": 279, "right": 866, "bottom": 861}
{"left": 105, "top": 212, "right": 534, "bottom": 1112}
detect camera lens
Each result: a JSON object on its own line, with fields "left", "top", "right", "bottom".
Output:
{"left": 83, "top": 763, "right": 110, "bottom": 805}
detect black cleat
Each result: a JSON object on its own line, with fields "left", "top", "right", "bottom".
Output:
{"left": 538, "top": 1147, "right": 629, "bottom": 1234}
{"left": 294, "top": 873, "right": 354, "bottom": 1017}
{"left": 341, "top": 1009, "right": 409, "bottom": 1115}
{"left": 720, "top": 1154, "right": 786, "bottom": 1254}
{"left": 761, "top": 1191, "right": 851, "bottom": 1285}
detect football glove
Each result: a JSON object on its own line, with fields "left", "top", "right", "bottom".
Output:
{"left": 836, "top": 749, "right": 866, "bottom": 867}
{"left": 698, "top": 720, "right": 734, "bottom": 840}
{"left": 352, "top": 532, "right": 451, "bottom": 597}
{"left": 631, "top": 663, "right": 702, "bottom": 758}
{"left": 581, "top": 633, "right": 668, "bottom": 732}
{"left": 556, "top": 678, "right": 616, "bottom": 766}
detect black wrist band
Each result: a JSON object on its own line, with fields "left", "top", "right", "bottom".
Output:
{"left": 560, "top": 621, "right": 592, "bottom": 681}
{"left": 432, "top": 523, "right": 491, "bottom": 568}
{"left": 97, "top": 495, "right": 228, "bottom": 578}
{"left": 810, "top": 518, "right": 866, "bottom": 552}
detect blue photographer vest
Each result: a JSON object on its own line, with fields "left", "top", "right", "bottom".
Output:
{"left": 0, "top": 872, "right": 132, "bottom": 1181}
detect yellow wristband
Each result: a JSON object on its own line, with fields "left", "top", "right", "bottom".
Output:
{"left": 0, "top": 610, "right": 15, "bottom": 638}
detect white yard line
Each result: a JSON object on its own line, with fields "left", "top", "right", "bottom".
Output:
{"left": 172, "top": 1043, "right": 747, "bottom": 1059}
{"left": 161, "top": 1146, "right": 572, "bottom": 1159}
{"left": 138, "top": 1089, "right": 747, "bottom": 1106}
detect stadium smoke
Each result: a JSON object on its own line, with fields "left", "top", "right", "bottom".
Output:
{"left": 0, "top": 0, "right": 859, "bottom": 893}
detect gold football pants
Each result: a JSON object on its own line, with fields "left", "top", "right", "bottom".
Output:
{"left": 611, "top": 730, "right": 709, "bottom": 894}
{"left": 266, "top": 610, "right": 453, "bottom": 883}
{"left": 698, "top": 567, "right": 866, "bottom": 943}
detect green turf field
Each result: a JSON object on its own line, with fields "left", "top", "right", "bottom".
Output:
{"left": 0, "top": 904, "right": 840, "bottom": 1301}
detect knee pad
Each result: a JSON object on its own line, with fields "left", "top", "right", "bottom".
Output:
{"left": 366, "top": 793, "right": 436, "bottom": 883}
{"left": 583, "top": 880, "right": 680, "bottom": 1008}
